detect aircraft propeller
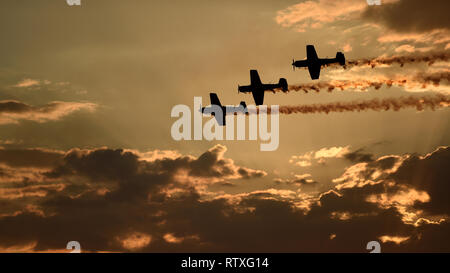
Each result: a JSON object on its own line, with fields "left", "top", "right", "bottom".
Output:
{"left": 292, "top": 59, "right": 296, "bottom": 71}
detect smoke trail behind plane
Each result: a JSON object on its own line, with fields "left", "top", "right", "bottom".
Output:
{"left": 273, "top": 94, "right": 449, "bottom": 115}
{"left": 339, "top": 51, "right": 450, "bottom": 69}
{"left": 285, "top": 71, "right": 450, "bottom": 93}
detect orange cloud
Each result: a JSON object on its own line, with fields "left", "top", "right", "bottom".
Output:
{"left": 276, "top": 0, "right": 367, "bottom": 31}
{"left": 379, "top": 235, "right": 410, "bottom": 244}
{"left": 342, "top": 44, "right": 353, "bottom": 53}
{"left": 290, "top": 146, "right": 351, "bottom": 167}
{"left": 118, "top": 232, "right": 152, "bottom": 251}
{"left": 13, "top": 79, "right": 41, "bottom": 88}
{"left": 0, "top": 100, "right": 97, "bottom": 124}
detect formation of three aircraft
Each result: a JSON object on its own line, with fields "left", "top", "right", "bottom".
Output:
{"left": 201, "top": 45, "right": 346, "bottom": 125}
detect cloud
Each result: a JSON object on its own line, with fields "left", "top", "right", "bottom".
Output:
{"left": 0, "top": 139, "right": 21, "bottom": 145}
{"left": 342, "top": 44, "right": 352, "bottom": 53}
{"left": 362, "top": 0, "right": 450, "bottom": 33}
{"left": 362, "top": 1, "right": 450, "bottom": 52}
{"left": 275, "top": 0, "right": 367, "bottom": 32}
{"left": 13, "top": 79, "right": 41, "bottom": 88}
{"left": 394, "top": 45, "right": 433, "bottom": 53}
{"left": 186, "top": 145, "right": 267, "bottom": 180}
{"left": 117, "top": 232, "right": 152, "bottom": 251}
{"left": 395, "top": 45, "right": 415, "bottom": 53}
{"left": 344, "top": 148, "right": 375, "bottom": 163}
{"left": 333, "top": 146, "right": 450, "bottom": 222}
{"left": 0, "top": 148, "right": 64, "bottom": 169}
{"left": 377, "top": 29, "right": 450, "bottom": 46}
{"left": 274, "top": 173, "right": 318, "bottom": 186}
{"left": 0, "top": 145, "right": 448, "bottom": 252}
{"left": 290, "top": 146, "right": 351, "bottom": 167}
{"left": 315, "top": 146, "right": 350, "bottom": 159}
{"left": 0, "top": 100, "right": 97, "bottom": 125}
{"left": 276, "top": 0, "right": 449, "bottom": 53}
{"left": 388, "top": 146, "right": 450, "bottom": 215}
{"left": 379, "top": 235, "right": 409, "bottom": 244}
{"left": 42, "top": 144, "right": 267, "bottom": 204}
{"left": 0, "top": 144, "right": 268, "bottom": 251}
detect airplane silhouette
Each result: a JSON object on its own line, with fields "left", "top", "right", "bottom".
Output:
{"left": 292, "top": 45, "right": 345, "bottom": 80}
{"left": 201, "top": 93, "right": 247, "bottom": 126}
{"left": 238, "top": 70, "right": 288, "bottom": 105}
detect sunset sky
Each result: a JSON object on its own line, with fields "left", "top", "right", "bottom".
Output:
{"left": 0, "top": 0, "right": 449, "bottom": 252}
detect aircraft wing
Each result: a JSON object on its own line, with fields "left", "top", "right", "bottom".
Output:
{"left": 252, "top": 90, "right": 264, "bottom": 105}
{"left": 250, "top": 70, "right": 262, "bottom": 86}
{"left": 308, "top": 65, "right": 321, "bottom": 80}
{"left": 306, "top": 45, "right": 318, "bottom": 60}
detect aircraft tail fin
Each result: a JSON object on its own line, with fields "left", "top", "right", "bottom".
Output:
{"left": 278, "top": 78, "right": 288, "bottom": 92}
{"left": 336, "top": 52, "right": 345, "bottom": 66}
{"left": 209, "top": 93, "right": 222, "bottom": 106}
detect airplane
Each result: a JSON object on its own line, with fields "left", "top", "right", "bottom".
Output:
{"left": 238, "top": 70, "right": 288, "bottom": 105}
{"left": 201, "top": 93, "right": 247, "bottom": 126}
{"left": 292, "top": 45, "right": 345, "bottom": 80}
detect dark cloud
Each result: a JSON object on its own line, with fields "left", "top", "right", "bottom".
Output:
{"left": 344, "top": 148, "right": 375, "bottom": 163}
{"left": 0, "top": 100, "right": 96, "bottom": 125}
{"left": 388, "top": 146, "right": 450, "bottom": 215}
{"left": 362, "top": 0, "right": 450, "bottom": 33}
{"left": 0, "top": 101, "right": 31, "bottom": 113}
{"left": 274, "top": 176, "right": 318, "bottom": 186}
{"left": 46, "top": 148, "right": 141, "bottom": 181}
{"left": 294, "top": 178, "right": 317, "bottom": 185}
{"left": 369, "top": 155, "right": 398, "bottom": 170}
{"left": 0, "top": 148, "right": 63, "bottom": 168}
{"left": 152, "top": 144, "right": 267, "bottom": 180}
{"left": 0, "top": 145, "right": 448, "bottom": 252}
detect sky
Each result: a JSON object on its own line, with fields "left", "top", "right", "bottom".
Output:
{"left": 0, "top": 0, "right": 449, "bottom": 252}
